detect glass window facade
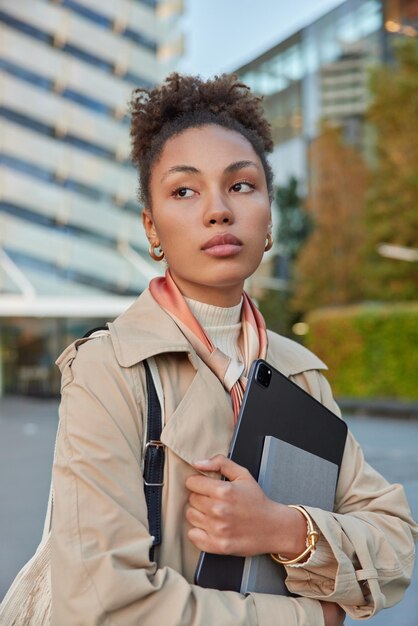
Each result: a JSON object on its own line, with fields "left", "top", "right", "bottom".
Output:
{"left": 0, "top": 56, "right": 112, "bottom": 117}
{"left": 0, "top": 105, "right": 132, "bottom": 162}
{"left": 61, "top": 0, "right": 113, "bottom": 29}
{"left": 0, "top": 0, "right": 183, "bottom": 397}
{"left": 0, "top": 155, "right": 122, "bottom": 205}
{"left": 237, "top": 0, "right": 385, "bottom": 160}
{"left": 240, "top": 35, "right": 303, "bottom": 97}
{"left": 135, "top": 0, "right": 158, "bottom": 9}
{"left": 0, "top": 10, "right": 50, "bottom": 44}
{"left": 0, "top": 10, "right": 154, "bottom": 89}
{"left": 0, "top": 59, "right": 53, "bottom": 91}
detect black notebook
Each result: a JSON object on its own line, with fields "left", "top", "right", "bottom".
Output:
{"left": 194, "top": 359, "right": 347, "bottom": 595}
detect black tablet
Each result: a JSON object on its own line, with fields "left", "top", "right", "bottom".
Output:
{"left": 194, "top": 358, "right": 347, "bottom": 594}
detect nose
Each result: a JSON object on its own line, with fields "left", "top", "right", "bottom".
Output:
{"left": 204, "top": 192, "right": 234, "bottom": 226}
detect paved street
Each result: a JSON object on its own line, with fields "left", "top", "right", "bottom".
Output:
{"left": 1, "top": 397, "right": 417, "bottom": 625}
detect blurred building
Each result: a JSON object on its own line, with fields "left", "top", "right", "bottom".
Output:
{"left": 235, "top": 0, "right": 418, "bottom": 188}
{"left": 0, "top": 0, "right": 183, "bottom": 396}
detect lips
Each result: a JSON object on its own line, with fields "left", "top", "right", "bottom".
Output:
{"left": 201, "top": 234, "right": 243, "bottom": 250}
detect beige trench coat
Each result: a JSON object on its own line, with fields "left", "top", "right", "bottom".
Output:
{"left": 51, "top": 289, "right": 418, "bottom": 626}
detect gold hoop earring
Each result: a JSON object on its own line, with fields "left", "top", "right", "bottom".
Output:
{"left": 149, "top": 241, "right": 164, "bottom": 261}
{"left": 264, "top": 232, "right": 273, "bottom": 252}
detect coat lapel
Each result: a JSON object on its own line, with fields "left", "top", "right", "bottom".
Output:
{"left": 108, "top": 289, "right": 235, "bottom": 465}
{"left": 160, "top": 359, "right": 235, "bottom": 466}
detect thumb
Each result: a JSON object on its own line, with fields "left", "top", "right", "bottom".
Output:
{"left": 193, "top": 455, "right": 249, "bottom": 481}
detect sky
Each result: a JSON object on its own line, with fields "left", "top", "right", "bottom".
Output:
{"left": 179, "top": 0, "right": 344, "bottom": 77}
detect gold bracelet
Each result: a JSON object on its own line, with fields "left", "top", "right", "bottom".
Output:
{"left": 270, "top": 505, "right": 319, "bottom": 566}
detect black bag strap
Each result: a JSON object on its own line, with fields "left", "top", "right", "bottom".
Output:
{"left": 143, "top": 360, "right": 165, "bottom": 561}
{"left": 83, "top": 326, "right": 164, "bottom": 561}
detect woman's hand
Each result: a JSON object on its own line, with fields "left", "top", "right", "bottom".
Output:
{"left": 320, "top": 602, "right": 346, "bottom": 626}
{"left": 185, "top": 455, "right": 307, "bottom": 557}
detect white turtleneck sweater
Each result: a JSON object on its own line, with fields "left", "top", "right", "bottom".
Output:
{"left": 185, "top": 297, "right": 244, "bottom": 366}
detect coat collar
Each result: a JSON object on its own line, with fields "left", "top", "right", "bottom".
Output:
{"left": 108, "top": 289, "right": 199, "bottom": 369}
{"left": 107, "top": 288, "right": 327, "bottom": 377}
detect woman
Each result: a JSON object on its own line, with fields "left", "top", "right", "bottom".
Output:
{"left": 50, "top": 74, "right": 417, "bottom": 626}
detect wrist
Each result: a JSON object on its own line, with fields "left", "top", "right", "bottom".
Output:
{"left": 271, "top": 505, "right": 319, "bottom": 566}
{"left": 263, "top": 501, "right": 308, "bottom": 556}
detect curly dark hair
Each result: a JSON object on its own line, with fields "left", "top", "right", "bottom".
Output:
{"left": 129, "top": 73, "right": 274, "bottom": 208}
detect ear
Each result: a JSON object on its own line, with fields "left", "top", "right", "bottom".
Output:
{"left": 142, "top": 209, "right": 158, "bottom": 242}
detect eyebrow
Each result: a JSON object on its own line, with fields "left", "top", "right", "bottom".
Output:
{"left": 224, "top": 160, "right": 260, "bottom": 174}
{"left": 160, "top": 165, "right": 199, "bottom": 182}
{"left": 160, "top": 160, "right": 260, "bottom": 183}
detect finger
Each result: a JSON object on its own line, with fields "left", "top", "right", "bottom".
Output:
{"left": 188, "top": 528, "right": 232, "bottom": 555}
{"left": 193, "top": 455, "right": 250, "bottom": 482}
{"left": 188, "top": 527, "right": 210, "bottom": 552}
{"left": 188, "top": 492, "right": 212, "bottom": 514}
{"left": 185, "top": 473, "right": 223, "bottom": 497}
{"left": 185, "top": 505, "right": 207, "bottom": 530}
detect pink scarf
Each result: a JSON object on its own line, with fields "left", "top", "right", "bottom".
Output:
{"left": 149, "top": 270, "right": 268, "bottom": 423}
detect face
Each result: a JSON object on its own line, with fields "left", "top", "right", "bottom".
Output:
{"left": 143, "top": 124, "right": 272, "bottom": 306}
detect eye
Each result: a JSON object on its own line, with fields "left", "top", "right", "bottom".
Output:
{"left": 231, "top": 181, "right": 255, "bottom": 193}
{"left": 172, "top": 187, "right": 195, "bottom": 198}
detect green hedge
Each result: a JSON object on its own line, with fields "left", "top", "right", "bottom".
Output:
{"left": 305, "top": 303, "right": 418, "bottom": 400}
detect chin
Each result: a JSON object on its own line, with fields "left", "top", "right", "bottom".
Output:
{"left": 172, "top": 258, "right": 262, "bottom": 293}
{"left": 201, "top": 269, "right": 255, "bottom": 290}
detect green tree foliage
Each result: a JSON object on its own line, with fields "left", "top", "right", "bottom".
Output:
{"left": 258, "top": 289, "right": 295, "bottom": 337}
{"left": 276, "top": 176, "right": 312, "bottom": 262}
{"left": 292, "top": 125, "right": 370, "bottom": 313}
{"left": 258, "top": 177, "right": 311, "bottom": 336}
{"left": 363, "top": 38, "right": 418, "bottom": 300}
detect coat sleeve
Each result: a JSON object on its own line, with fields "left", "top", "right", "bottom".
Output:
{"left": 284, "top": 370, "right": 418, "bottom": 620}
{"left": 50, "top": 338, "right": 325, "bottom": 626}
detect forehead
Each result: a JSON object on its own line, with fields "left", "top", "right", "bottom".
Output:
{"left": 155, "top": 124, "right": 260, "bottom": 170}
